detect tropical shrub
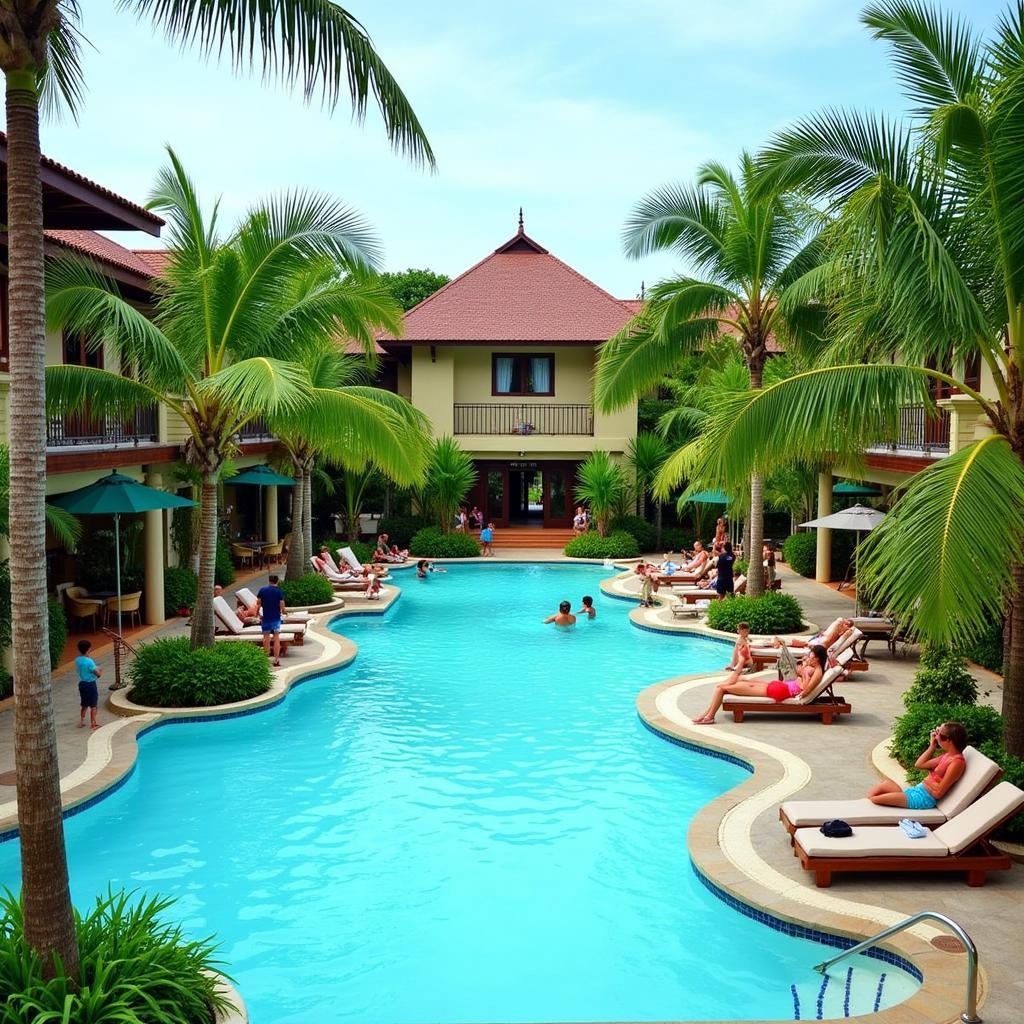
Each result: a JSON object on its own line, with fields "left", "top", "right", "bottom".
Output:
{"left": 960, "top": 622, "right": 1003, "bottom": 675}
{"left": 129, "top": 637, "right": 270, "bottom": 708}
{"left": 280, "top": 573, "right": 335, "bottom": 607}
{"left": 659, "top": 527, "right": 691, "bottom": 552}
{"left": 409, "top": 527, "right": 480, "bottom": 558}
{"left": 423, "top": 437, "right": 477, "bottom": 532}
{"left": 563, "top": 530, "right": 639, "bottom": 559}
{"left": 734, "top": 558, "right": 749, "bottom": 577}
{"left": 377, "top": 514, "right": 429, "bottom": 549}
{"left": 890, "top": 703, "right": 1004, "bottom": 772}
{"left": 902, "top": 647, "right": 979, "bottom": 708}
{"left": 214, "top": 539, "right": 236, "bottom": 587}
{"left": 610, "top": 515, "right": 657, "bottom": 553}
{"left": 977, "top": 742, "right": 1024, "bottom": 840}
{"left": 47, "top": 598, "right": 67, "bottom": 671}
{"left": 574, "top": 450, "right": 628, "bottom": 536}
{"left": 706, "top": 592, "right": 803, "bottom": 635}
{"left": 782, "top": 532, "right": 817, "bottom": 577}
{"left": 164, "top": 566, "right": 198, "bottom": 615}
{"left": 0, "top": 889, "right": 228, "bottom": 1024}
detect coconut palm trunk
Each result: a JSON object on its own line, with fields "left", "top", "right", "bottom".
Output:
{"left": 303, "top": 467, "right": 314, "bottom": 567}
{"left": 286, "top": 471, "right": 307, "bottom": 579}
{"left": 5, "top": 63, "right": 80, "bottom": 976}
{"left": 190, "top": 474, "right": 219, "bottom": 647}
{"left": 1006, "top": 564, "right": 1024, "bottom": 756}
{"left": 745, "top": 360, "right": 766, "bottom": 597}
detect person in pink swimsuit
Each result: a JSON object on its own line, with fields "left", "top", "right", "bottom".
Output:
{"left": 866, "top": 722, "right": 968, "bottom": 810}
{"left": 692, "top": 645, "right": 827, "bottom": 725}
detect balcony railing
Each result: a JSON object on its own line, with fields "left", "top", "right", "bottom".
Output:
{"left": 454, "top": 403, "right": 594, "bottom": 436}
{"left": 47, "top": 406, "right": 158, "bottom": 448}
{"left": 873, "top": 404, "right": 951, "bottom": 454}
{"left": 239, "top": 416, "right": 273, "bottom": 440}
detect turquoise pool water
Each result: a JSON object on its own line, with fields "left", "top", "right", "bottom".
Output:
{"left": 0, "top": 564, "right": 916, "bottom": 1022}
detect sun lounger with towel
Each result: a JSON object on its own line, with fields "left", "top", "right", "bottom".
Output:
{"left": 792, "top": 781, "right": 1024, "bottom": 887}
{"left": 212, "top": 595, "right": 300, "bottom": 650}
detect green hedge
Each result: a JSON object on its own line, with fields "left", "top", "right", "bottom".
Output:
{"left": 378, "top": 514, "right": 430, "bottom": 549}
{"left": 47, "top": 598, "right": 66, "bottom": 671}
{"left": 129, "top": 636, "right": 271, "bottom": 708}
{"left": 409, "top": 527, "right": 480, "bottom": 558}
{"left": 163, "top": 566, "right": 198, "bottom": 615}
{"left": 0, "top": 889, "right": 228, "bottom": 1024}
{"left": 280, "top": 573, "right": 335, "bottom": 607}
{"left": 902, "top": 647, "right": 979, "bottom": 708}
{"left": 959, "top": 621, "right": 1003, "bottom": 674}
{"left": 659, "top": 527, "right": 691, "bottom": 552}
{"left": 891, "top": 703, "right": 1004, "bottom": 772}
{"left": 214, "top": 539, "right": 235, "bottom": 586}
{"left": 563, "top": 530, "right": 640, "bottom": 559}
{"left": 978, "top": 742, "right": 1024, "bottom": 840}
{"left": 348, "top": 540, "right": 377, "bottom": 565}
{"left": 782, "top": 532, "right": 817, "bottom": 577}
{"left": 610, "top": 515, "right": 657, "bottom": 553}
{"left": 705, "top": 592, "right": 804, "bottom": 635}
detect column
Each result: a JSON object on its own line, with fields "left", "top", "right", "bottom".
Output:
{"left": 815, "top": 471, "right": 833, "bottom": 583}
{"left": 143, "top": 467, "right": 166, "bottom": 625}
{"left": 264, "top": 485, "right": 279, "bottom": 543}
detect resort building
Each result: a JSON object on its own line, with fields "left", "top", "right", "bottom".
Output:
{"left": 378, "top": 217, "right": 638, "bottom": 529}
{"left": 0, "top": 138, "right": 284, "bottom": 627}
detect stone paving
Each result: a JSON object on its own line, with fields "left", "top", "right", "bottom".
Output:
{"left": 0, "top": 553, "right": 1019, "bottom": 1023}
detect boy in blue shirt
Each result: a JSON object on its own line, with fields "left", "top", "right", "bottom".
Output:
{"left": 75, "top": 639, "right": 101, "bottom": 729}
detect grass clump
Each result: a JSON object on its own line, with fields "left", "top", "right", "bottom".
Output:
{"left": 0, "top": 889, "right": 229, "bottom": 1024}
{"left": 129, "top": 637, "right": 271, "bottom": 708}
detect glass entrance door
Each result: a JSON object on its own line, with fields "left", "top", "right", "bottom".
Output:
{"left": 543, "top": 466, "right": 571, "bottom": 527}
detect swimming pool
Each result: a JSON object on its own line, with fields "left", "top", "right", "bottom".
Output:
{"left": 0, "top": 564, "right": 917, "bottom": 1022}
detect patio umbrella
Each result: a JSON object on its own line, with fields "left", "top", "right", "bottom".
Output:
{"left": 833, "top": 481, "right": 883, "bottom": 497}
{"left": 800, "top": 504, "right": 887, "bottom": 615}
{"left": 51, "top": 471, "right": 194, "bottom": 639}
{"left": 229, "top": 464, "right": 294, "bottom": 538}
{"left": 686, "top": 488, "right": 729, "bottom": 505}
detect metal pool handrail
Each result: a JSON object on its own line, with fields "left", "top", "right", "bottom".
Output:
{"left": 813, "top": 910, "right": 980, "bottom": 1024}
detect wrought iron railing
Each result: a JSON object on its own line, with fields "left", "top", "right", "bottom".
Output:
{"left": 881, "top": 403, "right": 951, "bottom": 453}
{"left": 454, "top": 403, "right": 594, "bottom": 436}
{"left": 239, "top": 416, "right": 273, "bottom": 440}
{"left": 46, "top": 405, "right": 158, "bottom": 447}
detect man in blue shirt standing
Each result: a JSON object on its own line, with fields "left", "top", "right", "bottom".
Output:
{"left": 255, "top": 574, "right": 287, "bottom": 667}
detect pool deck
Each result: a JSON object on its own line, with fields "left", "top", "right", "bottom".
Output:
{"left": 0, "top": 554, "right": 1019, "bottom": 1024}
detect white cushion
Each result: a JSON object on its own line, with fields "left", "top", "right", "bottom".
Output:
{"left": 933, "top": 782, "right": 1024, "bottom": 855}
{"left": 936, "top": 747, "right": 1002, "bottom": 818}
{"left": 781, "top": 798, "right": 946, "bottom": 828}
{"left": 795, "top": 826, "right": 949, "bottom": 858}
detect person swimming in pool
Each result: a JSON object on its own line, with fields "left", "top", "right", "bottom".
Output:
{"left": 544, "top": 600, "right": 576, "bottom": 627}
{"left": 576, "top": 595, "right": 596, "bottom": 619}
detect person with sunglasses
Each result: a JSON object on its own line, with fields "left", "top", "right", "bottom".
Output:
{"left": 866, "top": 721, "right": 968, "bottom": 810}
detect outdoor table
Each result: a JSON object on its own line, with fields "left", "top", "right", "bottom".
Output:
{"left": 85, "top": 591, "right": 118, "bottom": 627}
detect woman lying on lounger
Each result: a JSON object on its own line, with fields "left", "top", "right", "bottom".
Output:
{"left": 866, "top": 722, "right": 967, "bottom": 810}
{"left": 692, "top": 645, "right": 828, "bottom": 725}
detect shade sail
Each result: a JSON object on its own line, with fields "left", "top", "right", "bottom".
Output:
{"left": 230, "top": 464, "right": 295, "bottom": 487}
{"left": 51, "top": 471, "right": 194, "bottom": 515}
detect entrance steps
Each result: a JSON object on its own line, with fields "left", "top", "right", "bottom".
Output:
{"left": 493, "top": 528, "right": 574, "bottom": 550}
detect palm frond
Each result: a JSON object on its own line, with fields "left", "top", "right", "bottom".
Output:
{"left": 45, "top": 364, "right": 166, "bottom": 418}
{"left": 622, "top": 182, "right": 728, "bottom": 268}
{"left": 125, "top": 0, "right": 434, "bottom": 165}
{"left": 200, "top": 357, "right": 312, "bottom": 420}
{"left": 859, "top": 435, "right": 1024, "bottom": 645}
{"left": 38, "top": 2, "right": 88, "bottom": 121}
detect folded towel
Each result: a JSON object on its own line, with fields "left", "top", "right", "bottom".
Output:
{"left": 899, "top": 819, "right": 928, "bottom": 839}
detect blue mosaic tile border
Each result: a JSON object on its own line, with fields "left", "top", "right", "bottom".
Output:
{"left": 638, "top": 713, "right": 753, "bottom": 773}
{"left": 692, "top": 862, "right": 924, "bottom": 982}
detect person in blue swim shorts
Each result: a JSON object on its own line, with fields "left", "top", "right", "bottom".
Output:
{"left": 74, "top": 639, "right": 101, "bottom": 729}
{"left": 866, "top": 721, "right": 968, "bottom": 810}
{"left": 255, "top": 574, "right": 287, "bottom": 667}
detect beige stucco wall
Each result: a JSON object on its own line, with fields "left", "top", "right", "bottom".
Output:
{"left": 452, "top": 345, "right": 593, "bottom": 404}
{"left": 396, "top": 361, "right": 412, "bottom": 400}
{"left": 410, "top": 346, "right": 455, "bottom": 436}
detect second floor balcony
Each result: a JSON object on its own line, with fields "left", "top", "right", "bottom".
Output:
{"left": 454, "top": 402, "right": 594, "bottom": 436}
{"left": 868, "top": 403, "right": 951, "bottom": 456}
{"left": 47, "top": 405, "right": 159, "bottom": 449}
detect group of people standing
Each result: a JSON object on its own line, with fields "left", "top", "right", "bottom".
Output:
{"left": 453, "top": 507, "right": 496, "bottom": 554}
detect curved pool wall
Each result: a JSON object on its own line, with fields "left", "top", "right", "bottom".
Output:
{"left": 0, "top": 564, "right": 919, "bottom": 1023}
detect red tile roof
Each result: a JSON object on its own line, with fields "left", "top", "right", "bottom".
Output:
{"left": 0, "top": 131, "right": 163, "bottom": 230}
{"left": 45, "top": 230, "right": 157, "bottom": 280}
{"left": 379, "top": 229, "right": 637, "bottom": 343}
{"left": 132, "top": 249, "right": 171, "bottom": 276}
{"left": 343, "top": 338, "right": 387, "bottom": 356}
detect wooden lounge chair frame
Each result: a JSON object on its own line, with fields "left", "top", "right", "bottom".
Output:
{"left": 724, "top": 654, "right": 853, "bottom": 724}
{"left": 213, "top": 595, "right": 300, "bottom": 649}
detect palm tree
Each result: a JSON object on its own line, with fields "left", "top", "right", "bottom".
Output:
{"left": 594, "top": 154, "right": 825, "bottom": 597}
{"left": 574, "top": 450, "right": 628, "bottom": 537}
{"left": 0, "top": 2, "right": 432, "bottom": 972}
{"left": 680, "top": 1, "right": 1024, "bottom": 755}
{"left": 625, "top": 433, "right": 669, "bottom": 546}
{"left": 47, "top": 153, "right": 425, "bottom": 651}
{"left": 423, "top": 437, "right": 476, "bottom": 533}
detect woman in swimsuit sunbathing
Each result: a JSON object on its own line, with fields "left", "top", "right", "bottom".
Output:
{"left": 692, "top": 645, "right": 827, "bottom": 725}
{"left": 866, "top": 722, "right": 967, "bottom": 810}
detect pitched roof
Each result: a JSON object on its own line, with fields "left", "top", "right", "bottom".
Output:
{"left": 45, "top": 230, "right": 157, "bottom": 281}
{"left": 132, "top": 249, "right": 171, "bottom": 276}
{"left": 379, "top": 226, "right": 637, "bottom": 343}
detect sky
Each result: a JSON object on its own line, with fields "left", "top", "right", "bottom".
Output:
{"left": 23, "top": 0, "right": 1010, "bottom": 298}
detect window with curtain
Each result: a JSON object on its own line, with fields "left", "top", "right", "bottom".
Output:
{"left": 492, "top": 353, "right": 554, "bottom": 395}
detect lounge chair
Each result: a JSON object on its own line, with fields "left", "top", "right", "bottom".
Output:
{"left": 791, "top": 781, "right": 1024, "bottom": 887}
{"left": 670, "top": 575, "right": 747, "bottom": 606}
{"left": 235, "top": 587, "right": 312, "bottom": 624}
{"left": 212, "top": 595, "right": 301, "bottom": 648}
{"left": 749, "top": 626, "right": 867, "bottom": 674}
{"left": 338, "top": 546, "right": 389, "bottom": 580}
{"left": 721, "top": 648, "right": 854, "bottom": 724}
{"left": 779, "top": 746, "right": 1003, "bottom": 836}
{"left": 309, "top": 557, "right": 380, "bottom": 596}
{"left": 852, "top": 616, "right": 899, "bottom": 657}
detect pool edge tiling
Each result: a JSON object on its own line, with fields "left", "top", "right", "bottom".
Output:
{"left": 0, "top": 564, "right": 978, "bottom": 1023}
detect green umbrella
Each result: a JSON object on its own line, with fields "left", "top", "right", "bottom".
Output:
{"left": 229, "top": 464, "right": 294, "bottom": 537}
{"left": 834, "top": 481, "right": 882, "bottom": 497}
{"left": 686, "top": 488, "right": 729, "bottom": 505}
{"left": 52, "top": 471, "right": 193, "bottom": 640}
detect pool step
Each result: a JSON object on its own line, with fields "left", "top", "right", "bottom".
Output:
{"left": 789, "top": 968, "right": 888, "bottom": 1019}
{"left": 490, "top": 528, "right": 575, "bottom": 549}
